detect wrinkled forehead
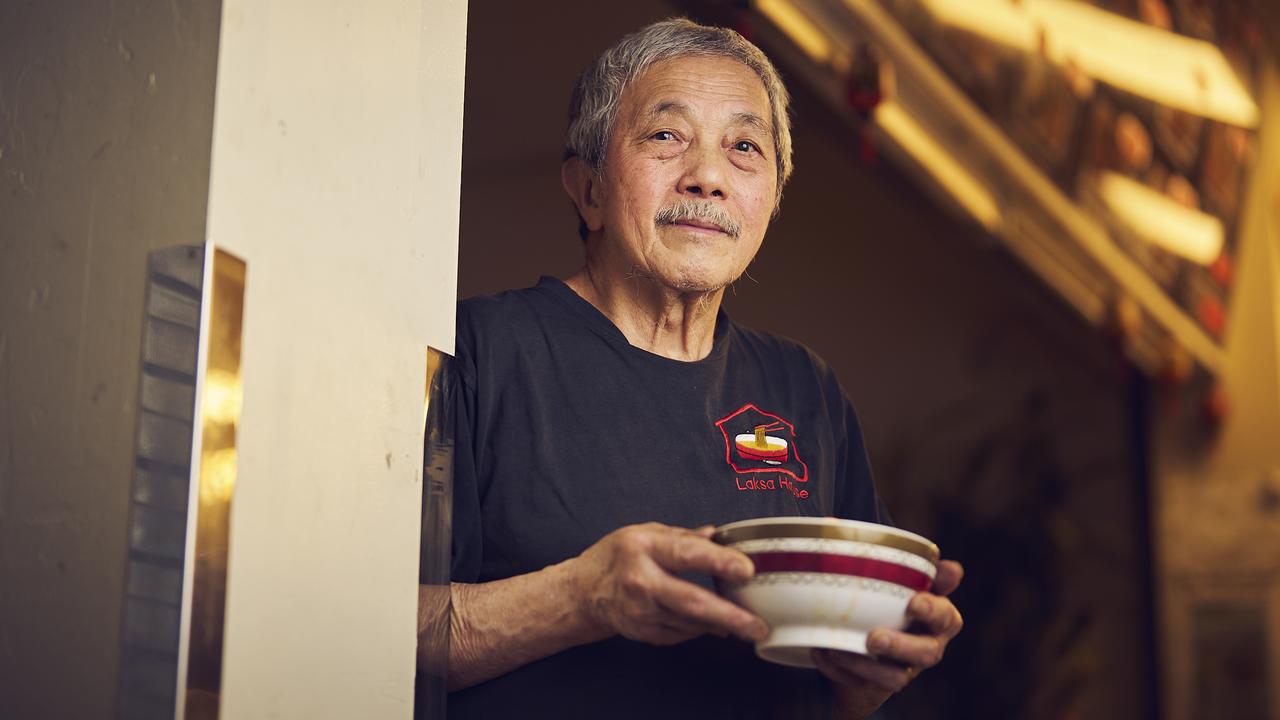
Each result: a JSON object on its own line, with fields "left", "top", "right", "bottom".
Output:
{"left": 619, "top": 55, "right": 773, "bottom": 133}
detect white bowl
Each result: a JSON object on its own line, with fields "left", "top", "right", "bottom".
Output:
{"left": 714, "top": 516, "right": 939, "bottom": 668}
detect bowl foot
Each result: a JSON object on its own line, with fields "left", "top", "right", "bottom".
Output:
{"left": 755, "top": 626, "right": 870, "bottom": 668}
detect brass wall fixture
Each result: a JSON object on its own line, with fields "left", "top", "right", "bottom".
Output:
{"left": 415, "top": 347, "right": 454, "bottom": 719}
{"left": 185, "top": 249, "right": 247, "bottom": 720}
{"left": 117, "top": 246, "right": 245, "bottom": 719}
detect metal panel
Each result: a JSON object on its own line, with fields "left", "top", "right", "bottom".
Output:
{"left": 184, "top": 249, "right": 247, "bottom": 720}
{"left": 115, "top": 246, "right": 246, "bottom": 720}
{"left": 415, "top": 347, "right": 454, "bottom": 719}
{"left": 118, "top": 246, "right": 205, "bottom": 720}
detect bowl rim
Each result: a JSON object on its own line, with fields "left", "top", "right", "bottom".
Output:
{"left": 712, "top": 516, "right": 940, "bottom": 565}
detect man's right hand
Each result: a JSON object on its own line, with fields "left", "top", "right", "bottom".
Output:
{"left": 442, "top": 522, "right": 770, "bottom": 690}
{"left": 565, "top": 522, "right": 771, "bottom": 645}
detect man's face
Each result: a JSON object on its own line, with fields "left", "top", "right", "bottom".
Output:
{"left": 595, "top": 55, "right": 778, "bottom": 294}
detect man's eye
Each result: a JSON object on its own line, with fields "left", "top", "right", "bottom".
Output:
{"left": 733, "top": 140, "right": 760, "bottom": 153}
{"left": 652, "top": 131, "right": 676, "bottom": 141}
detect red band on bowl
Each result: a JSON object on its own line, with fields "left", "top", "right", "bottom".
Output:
{"left": 748, "top": 552, "right": 933, "bottom": 592}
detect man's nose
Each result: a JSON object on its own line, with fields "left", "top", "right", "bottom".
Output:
{"left": 677, "top": 142, "right": 727, "bottom": 199}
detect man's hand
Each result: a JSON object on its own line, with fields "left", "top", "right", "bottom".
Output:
{"left": 446, "top": 522, "right": 769, "bottom": 690}
{"left": 814, "top": 560, "right": 965, "bottom": 719}
{"left": 568, "top": 522, "right": 770, "bottom": 645}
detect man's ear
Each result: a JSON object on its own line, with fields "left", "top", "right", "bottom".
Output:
{"left": 561, "top": 156, "right": 605, "bottom": 235}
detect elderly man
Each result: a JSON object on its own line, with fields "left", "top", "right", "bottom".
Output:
{"left": 435, "top": 18, "right": 963, "bottom": 719}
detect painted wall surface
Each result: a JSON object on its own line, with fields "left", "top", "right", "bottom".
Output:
{"left": 0, "top": 3, "right": 222, "bottom": 717}
{"left": 1153, "top": 62, "right": 1280, "bottom": 718}
{"left": 203, "top": 1, "right": 465, "bottom": 717}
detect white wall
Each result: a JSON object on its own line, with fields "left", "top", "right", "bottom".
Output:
{"left": 202, "top": 1, "right": 466, "bottom": 716}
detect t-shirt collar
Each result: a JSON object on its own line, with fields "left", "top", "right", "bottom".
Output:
{"left": 535, "top": 275, "right": 731, "bottom": 365}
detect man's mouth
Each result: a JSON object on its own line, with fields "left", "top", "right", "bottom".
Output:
{"left": 671, "top": 219, "right": 727, "bottom": 233}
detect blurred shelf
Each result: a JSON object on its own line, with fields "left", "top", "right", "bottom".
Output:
{"left": 730, "top": 0, "right": 1239, "bottom": 376}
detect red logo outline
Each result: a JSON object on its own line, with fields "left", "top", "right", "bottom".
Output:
{"left": 714, "top": 403, "right": 809, "bottom": 483}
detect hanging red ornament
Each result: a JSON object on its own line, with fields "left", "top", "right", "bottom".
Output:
{"left": 1209, "top": 253, "right": 1234, "bottom": 288}
{"left": 1196, "top": 295, "right": 1226, "bottom": 339}
{"left": 858, "top": 127, "right": 879, "bottom": 166}
{"left": 844, "top": 45, "right": 883, "bottom": 118}
{"left": 1200, "top": 383, "right": 1230, "bottom": 428}
{"left": 846, "top": 82, "right": 882, "bottom": 116}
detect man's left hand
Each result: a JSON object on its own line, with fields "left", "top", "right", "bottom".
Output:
{"left": 812, "top": 560, "right": 964, "bottom": 718}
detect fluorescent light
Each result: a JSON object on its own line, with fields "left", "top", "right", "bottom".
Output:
{"left": 1096, "top": 171, "right": 1224, "bottom": 265}
{"left": 915, "top": 0, "right": 1260, "bottom": 128}
{"left": 874, "top": 101, "right": 1002, "bottom": 231}
{"left": 756, "top": 0, "right": 834, "bottom": 65}
{"left": 915, "top": 0, "right": 1040, "bottom": 49}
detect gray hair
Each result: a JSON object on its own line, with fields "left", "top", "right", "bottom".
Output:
{"left": 566, "top": 19, "right": 794, "bottom": 228}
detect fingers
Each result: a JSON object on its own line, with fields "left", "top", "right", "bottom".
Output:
{"left": 860, "top": 593, "right": 962, "bottom": 671}
{"left": 931, "top": 560, "right": 964, "bottom": 596}
{"left": 655, "top": 615, "right": 729, "bottom": 643}
{"left": 812, "top": 648, "right": 915, "bottom": 694}
{"left": 905, "top": 593, "right": 963, "bottom": 642}
{"left": 647, "top": 526, "right": 755, "bottom": 583}
{"left": 866, "top": 627, "right": 945, "bottom": 669}
{"left": 590, "top": 523, "right": 771, "bottom": 645}
{"left": 653, "top": 573, "right": 769, "bottom": 642}
{"left": 645, "top": 619, "right": 708, "bottom": 646}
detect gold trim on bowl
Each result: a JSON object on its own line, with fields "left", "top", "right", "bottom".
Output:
{"left": 713, "top": 517, "right": 940, "bottom": 566}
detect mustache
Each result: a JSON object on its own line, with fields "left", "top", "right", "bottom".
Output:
{"left": 654, "top": 200, "right": 741, "bottom": 239}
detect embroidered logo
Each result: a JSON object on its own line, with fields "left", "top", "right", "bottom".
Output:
{"left": 714, "top": 404, "right": 810, "bottom": 499}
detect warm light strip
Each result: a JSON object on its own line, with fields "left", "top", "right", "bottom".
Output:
{"left": 185, "top": 248, "right": 246, "bottom": 720}
{"left": 424, "top": 347, "right": 441, "bottom": 428}
{"left": 1095, "top": 171, "right": 1224, "bottom": 265}
{"left": 916, "top": 0, "right": 1260, "bottom": 128}
{"left": 756, "top": 0, "right": 834, "bottom": 65}
{"left": 825, "top": 0, "right": 1225, "bottom": 372}
{"left": 873, "top": 101, "right": 1002, "bottom": 231}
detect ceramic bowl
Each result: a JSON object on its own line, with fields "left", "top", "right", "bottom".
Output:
{"left": 713, "top": 516, "right": 940, "bottom": 668}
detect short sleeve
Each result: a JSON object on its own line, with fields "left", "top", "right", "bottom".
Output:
{"left": 449, "top": 343, "right": 483, "bottom": 583}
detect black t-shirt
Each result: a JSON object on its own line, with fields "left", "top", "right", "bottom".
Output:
{"left": 448, "top": 277, "right": 889, "bottom": 719}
